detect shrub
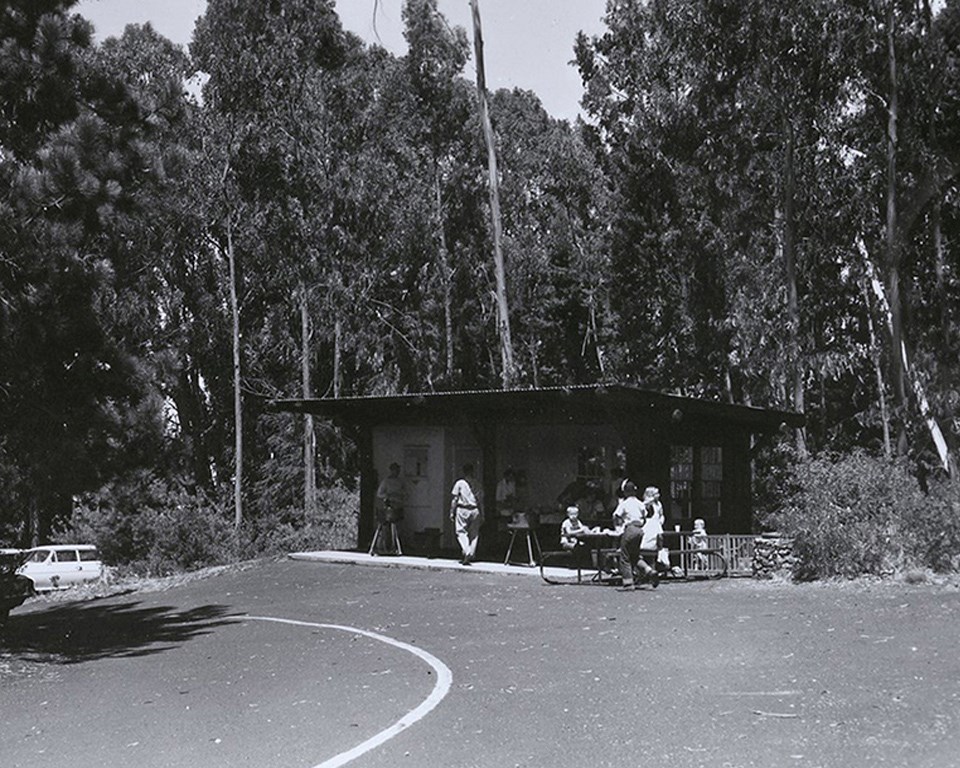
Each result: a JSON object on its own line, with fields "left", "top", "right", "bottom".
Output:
{"left": 762, "top": 450, "right": 960, "bottom": 580}
{"left": 58, "top": 472, "right": 237, "bottom": 576}
{"left": 234, "top": 484, "right": 359, "bottom": 559}
{"left": 56, "top": 472, "right": 359, "bottom": 577}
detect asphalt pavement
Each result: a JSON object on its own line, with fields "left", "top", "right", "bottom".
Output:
{"left": 1, "top": 555, "right": 958, "bottom": 768}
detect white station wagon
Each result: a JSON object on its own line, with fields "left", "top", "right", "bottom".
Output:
{"left": 17, "top": 544, "right": 103, "bottom": 591}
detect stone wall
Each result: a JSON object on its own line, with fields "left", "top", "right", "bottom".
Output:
{"left": 752, "top": 533, "right": 795, "bottom": 579}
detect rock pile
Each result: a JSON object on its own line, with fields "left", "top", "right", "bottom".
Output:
{"left": 752, "top": 533, "right": 795, "bottom": 579}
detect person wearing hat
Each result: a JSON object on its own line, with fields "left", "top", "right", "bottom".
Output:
{"left": 613, "top": 481, "right": 659, "bottom": 589}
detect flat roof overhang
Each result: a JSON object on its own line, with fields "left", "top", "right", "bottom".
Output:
{"left": 268, "top": 384, "right": 804, "bottom": 433}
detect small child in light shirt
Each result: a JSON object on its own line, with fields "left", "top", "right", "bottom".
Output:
{"left": 691, "top": 518, "right": 709, "bottom": 568}
{"left": 560, "top": 505, "right": 595, "bottom": 550}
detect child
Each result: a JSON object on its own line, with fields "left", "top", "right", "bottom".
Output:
{"left": 560, "top": 505, "right": 598, "bottom": 571}
{"left": 560, "top": 505, "right": 594, "bottom": 550}
{"left": 691, "top": 518, "right": 709, "bottom": 569}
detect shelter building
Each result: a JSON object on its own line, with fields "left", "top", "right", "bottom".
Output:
{"left": 270, "top": 384, "right": 804, "bottom": 558}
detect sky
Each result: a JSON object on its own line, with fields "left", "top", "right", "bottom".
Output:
{"left": 74, "top": 0, "right": 609, "bottom": 122}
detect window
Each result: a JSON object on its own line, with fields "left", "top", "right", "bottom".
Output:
{"left": 700, "top": 446, "right": 723, "bottom": 517}
{"left": 577, "top": 446, "right": 606, "bottom": 481}
{"left": 55, "top": 549, "right": 78, "bottom": 562}
{"left": 27, "top": 549, "right": 50, "bottom": 563}
{"left": 79, "top": 549, "right": 100, "bottom": 562}
{"left": 670, "top": 444, "right": 723, "bottom": 520}
{"left": 670, "top": 446, "right": 693, "bottom": 519}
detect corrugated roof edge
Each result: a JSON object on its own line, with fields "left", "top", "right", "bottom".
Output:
{"left": 268, "top": 383, "right": 805, "bottom": 427}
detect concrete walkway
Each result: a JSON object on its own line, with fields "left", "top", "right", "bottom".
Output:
{"left": 288, "top": 550, "right": 577, "bottom": 580}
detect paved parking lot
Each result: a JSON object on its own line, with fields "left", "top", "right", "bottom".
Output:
{"left": 2, "top": 556, "right": 958, "bottom": 768}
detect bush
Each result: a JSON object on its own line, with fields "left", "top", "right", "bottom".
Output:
{"left": 762, "top": 450, "right": 960, "bottom": 580}
{"left": 56, "top": 472, "right": 360, "bottom": 577}
{"left": 234, "top": 484, "right": 359, "bottom": 559}
{"left": 58, "top": 472, "right": 237, "bottom": 576}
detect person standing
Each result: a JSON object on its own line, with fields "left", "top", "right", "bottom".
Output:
{"left": 614, "top": 481, "right": 659, "bottom": 589}
{"left": 643, "top": 485, "right": 665, "bottom": 526}
{"left": 376, "top": 462, "right": 405, "bottom": 521}
{"left": 450, "top": 463, "right": 482, "bottom": 565}
{"left": 690, "top": 517, "right": 709, "bottom": 570}
{"left": 638, "top": 486, "right": 664, "bottom": 585}
{"left": 374, "top": 462, "right": 405, "bottom": 553}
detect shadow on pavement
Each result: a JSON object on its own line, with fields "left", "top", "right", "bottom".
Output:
{"left": 0, "top": 601, "right": 240, "bottom": 663}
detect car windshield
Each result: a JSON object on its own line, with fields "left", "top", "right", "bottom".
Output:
{"left": 26, "top": 549, "right": 50, "bottom": 563}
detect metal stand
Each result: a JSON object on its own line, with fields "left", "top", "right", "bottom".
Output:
{"left": 504, "top": 524, "right": 541, "bottom": 566}
{"left": 369, "top": 521, "right": 402, "bottom": 556}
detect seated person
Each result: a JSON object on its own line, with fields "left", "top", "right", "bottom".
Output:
{"left": 560, "top": 505, "right": 596, "bottom": 549}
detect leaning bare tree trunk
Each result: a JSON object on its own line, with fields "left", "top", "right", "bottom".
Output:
{"left": 226, "top": 215, "right": 243, "bottom": 530}
{"left": 300, "top": 281, "right": 316, "bottom": 515}
{"left": 470, "top": 0, "right": 515, "bottom": 388}
{"left": 859, "top": 239, "right": 952, "bottom": 473}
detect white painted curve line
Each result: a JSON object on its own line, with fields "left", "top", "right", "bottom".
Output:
{"left": 245, "top": 616, "right": 453, "bottom": 768}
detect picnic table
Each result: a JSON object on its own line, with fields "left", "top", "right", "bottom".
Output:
{"left": 539, "top": 530, "right": 621, "bottom": 585}
{"left": 539, "top": 529, "right": 728, "bottom": 585}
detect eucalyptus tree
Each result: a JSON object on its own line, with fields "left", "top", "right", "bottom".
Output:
{"left": 400, "top": 0, "right": 471, "bottom": 386}
{"left": 576, "top": 0, "right": 752, "bottom": 396}
{"left": 490, "top": 88, "right": 611, "bottom": 386}
{"left": 192, "top": 0, "right": 352, "bottom": 522}
{"left": 843, "top": 0, "right": 960, "bottom": 471}
{"left": 576, "top": 0, "right": 876, "bottom": 450}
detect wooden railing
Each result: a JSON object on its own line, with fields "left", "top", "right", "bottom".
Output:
{"left": 673, "top": 533, "right": 756, "bottom": 576}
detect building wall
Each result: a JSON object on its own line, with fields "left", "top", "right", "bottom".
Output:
{"left": 372, "top": 426, "right": 446, "bottom": 543}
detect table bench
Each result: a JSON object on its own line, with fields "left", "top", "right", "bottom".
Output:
{"left": 539, "top": 539, "right": 728, "bottom": 585}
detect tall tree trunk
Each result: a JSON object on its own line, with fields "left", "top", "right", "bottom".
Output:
{"left": 28, "top": 498, "right": 39, "bottom": 548}
{"left": 469, "top": 0, "right": 515, "bottom": 388}
{"left": 300, "top": 281, "right": 316, "bottom": 515}
{"left": 884, "top": 1, "right": 908, "bottom": 456}
{"left": 588, "top": 298, "right": 605, "bottom": 376}
{"left": 333, "top": 315, "right": 342, "bottom": 398}
{"left": 921, "top": 0, "right": 950, "bottom": 351}
{"left": 226, "top": 215, "right": 243, "bottom": 530}
{"left": 174, "top": 365, "right": 213, "bottom": 488}
{"left": 434, "top": 168, "right": 454, "bottom": 381}
{"left": 782, "top": 116, "right": 807, "bottom": 456}
{"left": 863, "top": 280, "right": 893, "bottom": 458}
